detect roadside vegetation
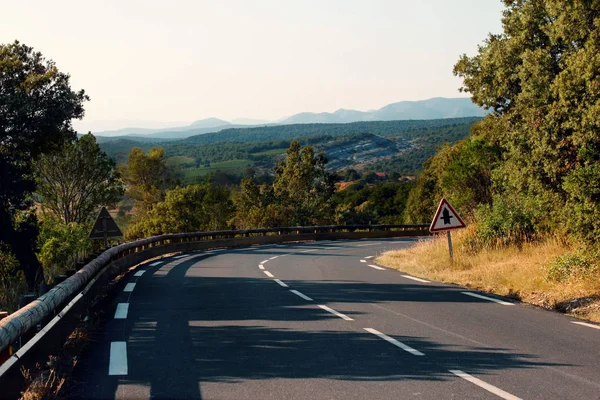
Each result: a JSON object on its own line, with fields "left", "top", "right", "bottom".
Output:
{"left": 378, "top": 0, "right": 600, "bottom": 322}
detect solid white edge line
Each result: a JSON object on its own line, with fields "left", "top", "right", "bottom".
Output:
{"left": 356, "top": 243, "right": 381, "bottom": 247}
{"left": 401, "top": 275, "right": 430, "bottom": 283}
{"left": 109, "top": 342, "right": 128, "bottom": 376}
{"left": 365, "top": 256, "right": 374, "bottom": 259}
{"left": 264, "top": 271, "right": 274, "bottom": 278}
{"left": 360, "top": 260, "right": 367, "bottom": 263}
{"left": 270, "top": 256, "right": 279, "bottom": 260}
{"left": 290, "top": 290, "right": 313, "bottom": 301}
{"left": 449, "top": 370, "right": 522, "bottom": 400}
{"left": 259, "top": 265, "right": 265, "bottom": 270}
{"left": 134, "top": 270, "right": 145, "bottom": 277}
{"left": 274, "top": 279, "right": 288, "bottom": 287}
{"left": 572, "top": 321, "right": 600, "bottom": 330}
{"left": 461, "top": 291, "right": 514, "bottom": 306}
{"left": 318, "top": 305, "right": 354, "bottom": 321}
{"left": 149, "top": 261, "right": 163, "bottom": 267}
{"left": 363, "top": 328, "right": 425, "bottom": 356}
{"left": 368, "top": 264, "right": 386, "bottom": 270}
{"left": 123, "top": 283, "right": 136, "bottom": 293}
{"left": 114, "top": 303, "right": 129, "bottom": 319}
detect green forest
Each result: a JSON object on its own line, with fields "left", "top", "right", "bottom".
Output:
{"left": 99, "top": 119, "right": 478, "bottom": 182}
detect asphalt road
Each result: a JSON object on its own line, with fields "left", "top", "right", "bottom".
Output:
{"left": 68, "top": 239, "right": 600, "bottom": 399}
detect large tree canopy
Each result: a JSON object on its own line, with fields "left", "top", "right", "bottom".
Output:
{"left": 35, "top": 133, "right": 124, "bottom": 224}
{"left": 0, "top": 41, "right": 88, "bottom": 287}
{"left": 453, "top": 0, "right": 600, "bottom": 239}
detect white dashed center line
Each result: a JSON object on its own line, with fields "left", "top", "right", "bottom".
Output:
{"left": 274, "top": 279, "right": 288, "bottom": 287}
{"left": 114, "top": 303, "right": 129, "bottom": 319}
{"left": 462, "top": 292, "right": 514, "bottom": 306}
{"left": 263, "top": 271, "right": 274, "bottom": 278}
{"left": 360, "top": 260, "right": 367, "bottom": 263}
{"left": 123, "top": 283, "right": 136, "bottom": 293}
{"left": 368, "top": 264, "right": 386, "bottom": 271}
{"left": 290, "top": 290, "right": 313, "bottom": 301}
{"left": 269, "top": 256, "right": 279, "bottom": 260}
{"left": 402, "top": 275, "right": 430, "bottom": 283}
{"left": 173, "top": 254, "right": 188, "bottom": 259}
{"left": 318, "top": 305, "right": 354, "bottom": 321}
{"left": 364, "top": 328, "right": 425, "bottom": 356}
{"left": 108, "top": 342, "right": 128, "bottom": 376}
{"left": 364, "top": 256, "right": 374, "bottom": 259}
{"left": 259, "top": 265, "right": 265, "bottom": 270}
{"left": 572, "top": 321, "right": 600, "bottom": 330}
{"left": 449, "top": 370, "right": 522, "bottom": 400}
{"left": 149, "top": 261, "right": 163, "bottom": 267}
{"left": 356, "top": 243, "right": 381, "bottom": 247}
{"left": 134, "top": 270, "right": 145, "bottom": 277}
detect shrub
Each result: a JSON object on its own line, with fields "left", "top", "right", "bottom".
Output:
{"left": 473, "top": 197, "right": 537, "bottom": 249}
{"left": 0, "top": 243, "right": 27, "bottom": 312}
{"left": 547, "top": 251, "right": 599, "bottom": 282}
{"left": 37, "top": 218, "right": 92, "bottom": 282}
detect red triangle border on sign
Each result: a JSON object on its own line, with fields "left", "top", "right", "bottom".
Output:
{"left": 429, "top": 198, "right": 467, "bottom": 232}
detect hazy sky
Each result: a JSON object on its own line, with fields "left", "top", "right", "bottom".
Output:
{"left": 1, "top": 0, "right": 505, "bottom": 132}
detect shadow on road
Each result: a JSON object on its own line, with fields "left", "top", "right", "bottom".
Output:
{"left": 67, "top": 252, "right": 568, "bottom": 400}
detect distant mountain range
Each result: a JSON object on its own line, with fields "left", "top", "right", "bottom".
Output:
{"left": 86, "top": 97, "right": 485, "bottom": 140}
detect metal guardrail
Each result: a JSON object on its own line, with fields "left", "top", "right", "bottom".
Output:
{"left": 0, "top": 224, "right": 429, "bottom": 398}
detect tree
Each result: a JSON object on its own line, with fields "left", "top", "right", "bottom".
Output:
{"left": 0, "top": 41, "right": 88, "bottom": 287}
{"left": 125, "top": 183, "right": 234, "bottom": 239}
{"left": 344, "top": 169, "right": 361, "bottom": 182}
{"left": 453, "top": 0, "right": 600, "bottom": 240}
{"left": 35, "top": 133, "right": 124, "bottom": 224}
{"left": 273, "top": 141, "right": 335, "bottom": 226}
{"left": 122, "top": 147, "right": 169, "bottom": 212}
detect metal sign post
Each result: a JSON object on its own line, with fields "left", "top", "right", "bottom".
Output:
{"left": 447, "top": 231, "right": 453, "bottom": 261}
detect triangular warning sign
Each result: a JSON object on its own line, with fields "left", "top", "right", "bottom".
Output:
{"left": 429, "top": 198, "right": 467, "bottom": 232}
{"left": 88, "top": 207, "right": 123, "bottom": 239}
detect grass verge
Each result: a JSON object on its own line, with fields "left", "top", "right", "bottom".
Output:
{"left": 376, "top": 229, "right": 600, "bottom": 323}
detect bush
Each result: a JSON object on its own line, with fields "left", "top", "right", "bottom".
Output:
{"left": 0, "top": 243, "right": 27, "bottom": 312}
{"left": 472, "top": 197, "right": 537, "bottom": 249}
{"left": 547, "top": 251, "right": 599, "bottom": 282}
{"left": 37, "top": 218, "right": 92, "bottom": 282}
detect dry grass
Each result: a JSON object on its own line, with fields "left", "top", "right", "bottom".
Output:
{"left": 376, "top": 229, "right": 600, "bottom": 323}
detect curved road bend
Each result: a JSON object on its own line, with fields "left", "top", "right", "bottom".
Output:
{"left": 68, "top": 239, "right": 600, "bottom": 400}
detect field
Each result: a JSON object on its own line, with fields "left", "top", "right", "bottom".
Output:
{"left": 165, "top": 155, "right": 195, "bottom": 166}
{"left": 251, "top": 148, "right": 287, "bottom": 156}
{"left": 181, "top": 159, "right": 253, "bottom": 180}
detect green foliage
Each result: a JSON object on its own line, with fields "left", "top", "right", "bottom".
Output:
{"left": 37, "top": 218, "right": 92, "bottom": 282}
{"left": 125, "top": 183, "right": 234, "bottom": 239}
{"left": 471, "top": 197, "right": 538, "bottom": 250}
{"left": 272, "top": 141, "right": 336, "bottom": 226}
{"left": 0, "top": 243, "right": 27, "bottom": 312}
{"left": 404, "top": 137, "right": 500, "bottom": 224}
{"left": 344, "top": 169, "right": 361, "bottom": 182}
{"left": 35, "top": 133, "right": 124, "bottom": 224}
{"left": 0, "top": 41, "right": 88, "bottom": 287}
{"left": 332, "top": 181, "right": 414, "bottom": 225}
{"left": 547, "top": 250, "right": 599, "bottom": 282}
{"left": 454, "top": 0, "right": 600, "bottom": 242}
{"left": 122, "top": 147, "right": 170, "bottom": 212}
